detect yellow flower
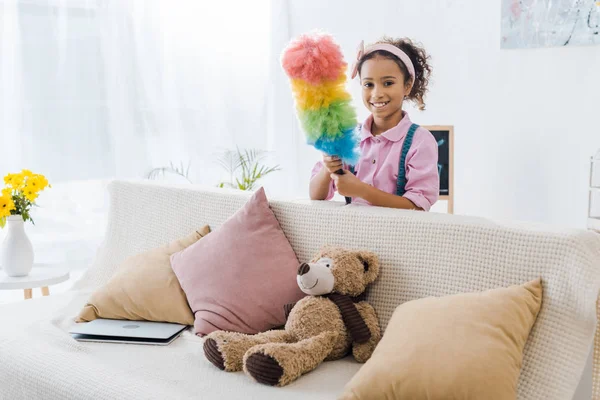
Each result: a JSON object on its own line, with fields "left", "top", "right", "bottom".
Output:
{"left": 3, "top": 171, "right": 49, "bottom": 203}
{"left": 10, "top": 173, "right": 24, "bottom": 189}
{"left": 0, "top": 194, "right": 15, "bottom": 218}
{"left": 4, "top": 173, "right": 15, "bottom": 186}
{"left": 23, "top": 186, "right": 38, "bottom": 202}
{"left": 32, "top": 174, "right": 49, "bottom": 191}
{"left": 26, "top": 176, "right": 43, "bottom": 192}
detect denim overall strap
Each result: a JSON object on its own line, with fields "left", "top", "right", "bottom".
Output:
{"left": 396, "top": 123, "right": 419, "bottom": 196}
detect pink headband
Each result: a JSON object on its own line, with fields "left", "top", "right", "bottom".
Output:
{"left": 350, "top": 40, "right": 416, "bottom": 88}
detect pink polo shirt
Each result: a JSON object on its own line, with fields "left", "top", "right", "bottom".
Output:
{"left": 310, "top": 112, "right": 439, "bottom": 211}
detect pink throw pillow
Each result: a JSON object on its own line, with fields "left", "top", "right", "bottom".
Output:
{"left": 170, "top": 187, "right": 305, "bottom": 336}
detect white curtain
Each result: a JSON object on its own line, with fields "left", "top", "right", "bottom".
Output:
{"left": 0, "top": 0, "right": 296, "bottom": 191}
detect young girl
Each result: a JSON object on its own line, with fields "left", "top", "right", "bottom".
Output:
{"left": 309, "top": 37, "right": 439, "bottom": 211}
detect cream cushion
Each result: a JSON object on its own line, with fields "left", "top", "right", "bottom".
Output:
{"left": 76, "top": 226, "right": 210, "bottom": 325}
{"left": 340, "top": 279, "right": 543, "bottom": 400}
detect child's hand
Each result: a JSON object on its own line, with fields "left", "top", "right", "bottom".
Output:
{"left": 330, "top": 170, "right": 366, "bottom": 198}
{"left": 322, "top": 155, "right": 343, "bottom": 174}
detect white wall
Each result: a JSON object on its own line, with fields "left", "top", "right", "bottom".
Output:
{"left": 285, "top": 0, "right": 600, "bottom": 228}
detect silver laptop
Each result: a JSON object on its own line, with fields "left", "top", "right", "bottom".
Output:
{"left": 69, "top": 319, "right": 188, "bottom": 346}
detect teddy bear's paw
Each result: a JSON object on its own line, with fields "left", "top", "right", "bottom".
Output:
{"left": 244, "top": 331, "right": 339, "bottom": 387}
{"left": 203, "top": 338, "right": 226, "bottom": 370}
{"left": 204, "top": 330, "right": 293, "bottom": 372}
{"left": 203, "top": 331, "right": 251, "bottom": 372}
{"left": 351, "top": 302, "right": 382, "bottom": 363}
{"left": 244, "top": 352, "right": 284, "bottom": 386}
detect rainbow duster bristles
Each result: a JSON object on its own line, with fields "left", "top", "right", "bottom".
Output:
{"left": 281, "top": 31, "right": 359, "bottom": 165}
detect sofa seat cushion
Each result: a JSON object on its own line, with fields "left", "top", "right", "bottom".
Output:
{"left": 0, "top": 291, "right": 359, "bottom": 399}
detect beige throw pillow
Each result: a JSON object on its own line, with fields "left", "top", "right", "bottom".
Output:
{"left": 76, "top": 226, "right": 210, "bottom": 326}
{"left": 339, "top": 278, "right": 543, "bottom": 400}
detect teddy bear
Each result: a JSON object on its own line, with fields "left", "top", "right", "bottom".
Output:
{"left": 203, "top": 245, "right": 381, "bottom": 387}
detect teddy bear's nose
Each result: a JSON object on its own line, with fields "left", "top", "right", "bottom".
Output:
{"left": 298, "top": 263, "right": 310, "bottom": 276}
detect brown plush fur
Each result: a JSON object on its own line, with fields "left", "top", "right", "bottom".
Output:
{"left": 352, "top": 302, "right": 381, "bottom": 362}
{"left": 203, "top": 246, "right": 381, "bottom": 387}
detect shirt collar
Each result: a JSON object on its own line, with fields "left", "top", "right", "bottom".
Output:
{"left": 360, "top": 111, "right": 413, "bottom": 143}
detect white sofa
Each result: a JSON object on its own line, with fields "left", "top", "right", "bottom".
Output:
{"left": 1, "top": 180, "right": 599, "bottom": 400}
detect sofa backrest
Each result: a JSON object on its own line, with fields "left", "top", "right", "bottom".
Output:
{"left": 76, "top": 180, "right": 600, "bottom": 400}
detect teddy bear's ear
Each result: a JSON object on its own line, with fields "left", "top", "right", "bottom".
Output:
{"left": 356, "top": 250, "right": 380, "bottom": 285}
{"left": 311, "top": 245, "right": 336, "bottom": 262}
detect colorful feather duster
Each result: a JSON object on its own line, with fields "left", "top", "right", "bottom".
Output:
{"left": 281, "top": 32, "right": 360, "bottom": 166}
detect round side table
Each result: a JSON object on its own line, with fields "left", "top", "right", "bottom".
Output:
{"left": 0, "top": 265, "right": 70, "bottom": 300}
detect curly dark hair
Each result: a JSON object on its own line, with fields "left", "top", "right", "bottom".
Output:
{"left": 357, "top": 37, "right": 432, "bottom": 111}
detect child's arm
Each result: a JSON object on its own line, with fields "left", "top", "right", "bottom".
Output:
{"left": 309, "top": 156, "right": 344, "bottom": 200}
{"left": 360, "top": 186, "right": 422, "bottom": 210}
{"left": 330, "top": 173, "right": 420, "bottom": 210}
{"left": 399, "top": 131, "right": 440, "bottom": 210}
{"left": 310, "top": 167, "right": 333, "bottom": 200}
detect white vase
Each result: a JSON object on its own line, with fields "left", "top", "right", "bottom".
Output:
{"left": 0, "top": 215, "right": 34, "bottom": 277}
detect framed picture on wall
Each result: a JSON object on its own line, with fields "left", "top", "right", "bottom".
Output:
{"left": 423, "top": 125, "right": 454, "bottom": 214}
